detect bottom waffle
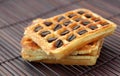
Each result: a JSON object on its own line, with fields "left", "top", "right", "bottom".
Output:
{"left": 37, "top": 55, "right": 99, "bottom": 65}
{"left": 21, "top": 48, "right": 100, "bottom": 65}
{"left": 21, "top": 36, "right": 103, "bottom": 65}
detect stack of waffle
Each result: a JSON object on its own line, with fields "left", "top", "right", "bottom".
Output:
{"left": 21, "top": 9, "right": 116, "bottom": 65}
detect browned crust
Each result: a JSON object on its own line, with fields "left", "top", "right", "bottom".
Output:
{"left": 21, "top": 36, "right": 39, "bottom": 50}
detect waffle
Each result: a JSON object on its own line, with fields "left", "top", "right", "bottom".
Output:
{"left": 24, "top": 8, "right": 116, "bottom": 59}
{"left": 37, "top": 56, "right": 99, "bottom": 65}
{"left": 21, "top": 36, "right": 103, "bottom": 65}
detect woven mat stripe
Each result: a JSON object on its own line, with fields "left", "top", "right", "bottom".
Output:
{"left": 1, "top": 0, "right": 83, "bottom": 28}
{"left": 0, "top": 0, "right": 120, "bottom": 29}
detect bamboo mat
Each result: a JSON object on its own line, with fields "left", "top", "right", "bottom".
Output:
{"left": 0, "top": 0, "right": 120, "bottom": 76}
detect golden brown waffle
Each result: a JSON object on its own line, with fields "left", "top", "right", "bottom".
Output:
{"left": 21, "top": 36, "right": 103, "bottom": 64}
{"left": 24, "top": 8, "right": 116, "bottom": 59}
{"left": 37, "top": 56, "right": 99, "bottom": 65}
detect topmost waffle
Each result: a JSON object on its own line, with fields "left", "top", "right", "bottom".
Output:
{"left": 24, "top": 8, "right": 116, "bottom": 59}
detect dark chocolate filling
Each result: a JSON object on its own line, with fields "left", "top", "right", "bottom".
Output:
{"left": 57, "top": 16, "right": 65, "bottom": 22}
{"left": 47, "top": 37, "right": 57, "bottom": 43}
{"left": 77, "top": 11, "right": 85, "bottom": 15}
{"left": 63, "top": 20, "right": 71, "bottom": 26}
{"left": 74, "top": 18, "right": 81, "bottom": 22}
{"left": 34, "top": 26, "right": 43, "bottom": 32}
{"left": 67, "top": 34, "right": 76, "bottom": 41}
{"left": 43, "top": 22, "right": 52, "bottom": 26}
{"left": 81, "top": 21, "right": 90, "bottom": 26}
{"left": 68, "top": 14, "right": 75, "bottom": 18}
{"left": 55, "top": 39, "right": 63, "bottom": 48}
{"left": 53, "top": 24, "right": 62, "bottom": 31}
{"left": 73, "top": 25, "right": 80, "bottom": 30}
{"left": 88, "top": 25, "right": 98, "bottom": 30}
{"left": 94, "top": 18, "right": 100, "bottom": 22}
{"left": 40, "top": 31, "right": 51, "bottom": 37}
{"left": 60, "top": 30, "right": 70, "bottom": 36}
{"left": 78, "top": 30, "right": 88, "bottom": 35}
{"left": 85, "top": 14, "right": 92, "bottom": 18}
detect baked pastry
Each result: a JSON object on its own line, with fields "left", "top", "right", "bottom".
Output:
{"left": 21, "top": 36, "right": 103, "bottom": 65}
{"left": 24, "top": 9, "right": 116, "bottom": 59}
{"left": 37, "top": 56, "right": 99, "bottom": 65}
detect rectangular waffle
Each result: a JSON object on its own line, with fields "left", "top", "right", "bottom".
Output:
{"left": 24, "top": 8, "right": 116, "bottom": 59}
{"left": 21, "top": 36, "right": 103, "bottom": 64}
